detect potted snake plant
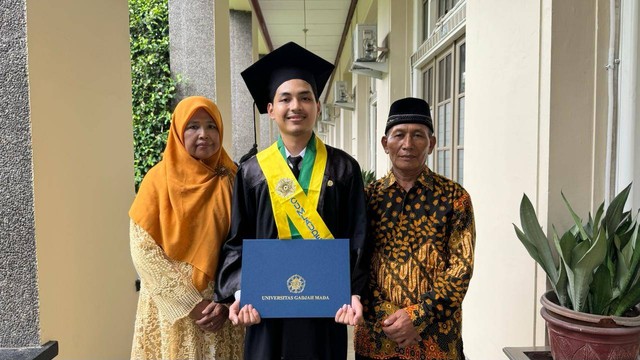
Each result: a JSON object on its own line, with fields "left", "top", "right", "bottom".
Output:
{"left": 513, "top": 184, "right": 640, "bottom": 360}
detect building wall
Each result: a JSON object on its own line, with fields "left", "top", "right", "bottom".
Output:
{"left": 463, "top": 0, "right": 609, "bottom": 358}
{"left": 230, "top": 10, "right": 255, "bottom": 161}
{"left": 26, "top": 0, "right": 138, "bottom": 358}
{"left": 617, "top": 0, "right": 640, "bottom": 208}
{"left": 169, "top": 0, "right": 233, "bottom": 157}
{"left": 327, "top": 1, "right": 614, "bottom": 358}
{"left": 0, "top": 0, "right": 40, "bottom": 347}
{"left": 463, "top": 2, "right": 546, "bottom": 356}
{"left": 214, "top": 0, "right": 234, "bottom": 157}
{"left": 375, "top": 0, "right": 413, "bottom": 176}
{"left": 327, "top": 0, "right": 377, "bottom": 167}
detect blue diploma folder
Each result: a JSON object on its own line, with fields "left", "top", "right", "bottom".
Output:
{"left": 240, "top": 238, "right": 351, "bottom": 318}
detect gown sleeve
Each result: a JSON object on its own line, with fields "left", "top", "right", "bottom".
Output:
{"left": 345, "top": 159, "right": 370, "bottom": 297}
{"left": 214, "top": 164, "right": 255, "bottom": 303}
{"left": 130, "top": 219, "right": 203, "bottom": 323}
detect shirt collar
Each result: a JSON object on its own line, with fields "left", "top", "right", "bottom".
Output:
{"left": 284, "top": 147, "right": 307, "bottom": 158}
{"left": 381, "top": 166, "right": 433, "bottom": 191}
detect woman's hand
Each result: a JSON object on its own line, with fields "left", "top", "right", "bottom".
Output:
{"left": 194, "top": 302, "right": 229, "bottom": 332}
{"left": 334, "top": 295, "right": 363, "bottom": 326}
{"left": 189, "top": 300, "right": 211, "bottom": 320}
{"left": 228, "top": 299, "right": 261, "bottom": 326}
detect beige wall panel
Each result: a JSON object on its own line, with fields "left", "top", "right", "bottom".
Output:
{"left": 547, "top": 0, "right": 598, "bottom": 220}
{"left": 464, "top": 0, "right": 609, "bottom": 358}
{"left": 463, "top": 0, "right": 545, "bottom": 358}
{"left": 375, "top": 0, "right": 411, "bottom": 176}
{"left": 353, "top": 74, "right": 371, "bottom": 166}
{"left": 27, "top": 0, "right": 138, "bottom": 358}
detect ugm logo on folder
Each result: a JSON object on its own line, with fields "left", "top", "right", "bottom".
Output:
{"left": 240, "top": 239, "right": 351, "bottom": 318}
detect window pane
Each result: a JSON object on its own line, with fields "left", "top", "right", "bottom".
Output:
{"left": 439, "top": 0, "right": 445, "bottom": 17}
{"left": 438, "top": 54, "right": 452, "bottom": 102}
{"left": 437, "top": 150, "right": 445, "bottom": 174}
{"left": 458, "top": 97, "right": 465, "bottom": 145}
{"left": 438, "top": 105, "right": 446, "bottom": 145}
{"left": 423, "top": 1, "right": 429, "bottom": 41}
{"left": 445, "top": 102, "right": 452, "bottom": 147}
{"left": 423, "top": 68, "right": 432, "bottom": 105}
{"left": 438, "top": 58, "right": 445, "bottom": 102}
{"left": 457, "top": 149, "right": 464, "bottom": 184}
{"left": 445, "top": 54, "right": 452, "bottom": 101}
{"left": 444, "top": 150, "right": 451, "bottom": 178}
{"left": 459, "top": 43, "right": 466, "bottom": 93}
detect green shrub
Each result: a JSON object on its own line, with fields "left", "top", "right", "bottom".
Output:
{"left": 361, "top": 170, "right": 376, "bottom": 187}
{"left": 129, "top": 0, "right": 177, "bottom": 190}
{"left": 514, "top": 184, "right": 640, "bottom": 316}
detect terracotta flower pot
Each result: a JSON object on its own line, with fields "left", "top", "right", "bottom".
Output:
{"left": 540, "top": 291, "right": 640, "bottom": 360}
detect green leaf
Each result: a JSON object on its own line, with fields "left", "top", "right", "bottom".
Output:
{"left": 615, "top": 222, "right": 635, "bottom": 255}
{"left": 556, "top": 228, "right": 577, "bottom": 308}
{"left": 616, "top": 224, "right": 640, "bottom": 299}
{"left": 514, "top": 225, "right": 542, "bottom": 263}
{"left": 570, "top": 227, "right": 608, "bottom": 312}
{"left": 552, "top": 228, "right": 571, "bottom": 307}
{"left": 604, "top": 183, "right": 632, "bottom": 236}
{"left": 514, "top": 194, "right": 558, "bottom": 283}
{"left": 589, "top": 264, "right": 612, "bottom": 315}
{"left": 517, "top": 195, "right": 558, "bottom": 282}
{"left": 561, "top": 191, "right": 590, "bottom": 242}
{"left": 613, "top": 280, "right": 640, "bottom": 316}
{"left": 555, "top": 258, "right": 570, "bottom": 308}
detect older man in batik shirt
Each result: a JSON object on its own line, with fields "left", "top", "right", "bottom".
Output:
{"left": 354, "top": 97, "right": 475, "bottom": 360}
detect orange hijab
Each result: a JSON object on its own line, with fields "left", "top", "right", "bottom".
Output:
{"left": 129, "top": 96, "right": 237, "bottom": 291}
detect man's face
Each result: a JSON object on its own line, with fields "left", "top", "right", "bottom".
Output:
{"left": 382, "top": 123, "right": 436, "bottom": 173}
{"left": 267, "top": 79, "right": 320, "bottom": 138}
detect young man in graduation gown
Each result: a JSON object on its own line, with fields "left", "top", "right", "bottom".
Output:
{"left": 214, "top": 42, "right": 369, "bottom": 360}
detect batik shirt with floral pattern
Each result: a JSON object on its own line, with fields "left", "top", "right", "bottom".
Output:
{"left": 354, "top": 167, "right": 475, "bottom": 360}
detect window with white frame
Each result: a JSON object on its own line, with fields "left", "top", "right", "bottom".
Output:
{"left": 422, "top": 0, "right": 430, "bottom": 42}
{"left": 422, "top": 0, "right": 464, "bottom": 44}
{"left": 438, "top": 0, "right": 459, "bottom": 18}
{"left": 422, "top": 38, "right": 465, "bottom": 184}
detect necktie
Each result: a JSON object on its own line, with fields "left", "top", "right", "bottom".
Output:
{"left": 288, "top": 155, "right": 302, "bottom": 179}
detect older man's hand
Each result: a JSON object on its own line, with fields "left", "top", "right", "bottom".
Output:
{"left": 381, "top": 309, "right": 421, "bottom": 348}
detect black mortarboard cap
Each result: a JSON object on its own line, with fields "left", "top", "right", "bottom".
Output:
{"left": 385, "top": 97, "right": 434, "bottom": 134}
{"left": 241, "top": 42, "right": 335, "bottom": 114}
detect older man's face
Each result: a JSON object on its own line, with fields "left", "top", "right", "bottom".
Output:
{"left": 382, "top": 123, "right": 436, "bottom": 174}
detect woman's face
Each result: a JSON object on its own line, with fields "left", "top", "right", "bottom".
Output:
{"left": 183, "top": 108, "right": 221, "bottom": 160}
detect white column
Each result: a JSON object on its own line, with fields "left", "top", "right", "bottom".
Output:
{"left": 617, "top": 0, "right": 640, "bottom": 209}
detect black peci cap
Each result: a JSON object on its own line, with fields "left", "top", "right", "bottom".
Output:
{"left": 241, "top": 42, "right": 335, "bottom": 114}
{"left": 384, "top": 97, "right": 434, "bottom": 134}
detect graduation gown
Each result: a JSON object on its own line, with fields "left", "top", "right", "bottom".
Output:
{"left": 214, "top": 145, "right": 369, "bottom": 360}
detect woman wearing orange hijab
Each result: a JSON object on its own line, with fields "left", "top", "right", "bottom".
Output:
{"left": 129, "top": 96, "right": 243, "bottom": 359}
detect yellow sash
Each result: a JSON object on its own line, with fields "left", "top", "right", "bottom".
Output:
{"left": 256, "top": 140, "right": 334, "bottom": 240}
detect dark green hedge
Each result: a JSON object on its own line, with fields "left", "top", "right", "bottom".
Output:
{"left": 129, "top": 0, "right": 177, "bottom": 190}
